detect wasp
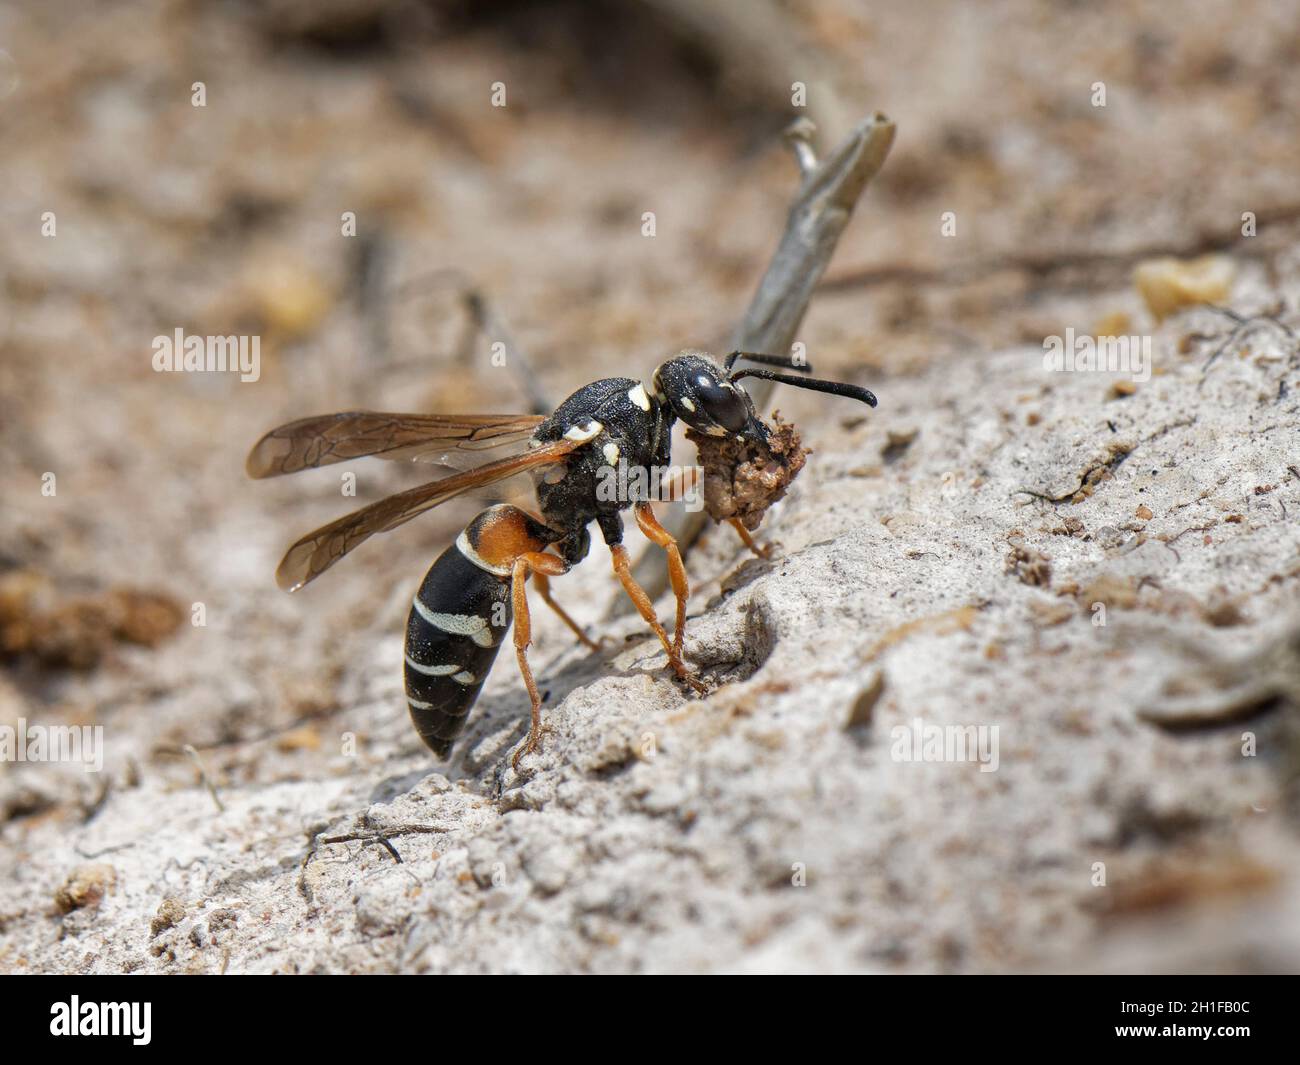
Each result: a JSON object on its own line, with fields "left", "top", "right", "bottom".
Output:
{"left": 247, "top": 350, "right": 876, "bottom": 767}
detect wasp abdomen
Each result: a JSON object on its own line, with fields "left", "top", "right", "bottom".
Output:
{"left": 404, "top": 541, "right": 511, "bottom": 756}
{"left": 404, "top": 505, "right": 558, "bottom": 758}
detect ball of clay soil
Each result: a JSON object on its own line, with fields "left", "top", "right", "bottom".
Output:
{"left": 687, "top": 412, "right": 809, "bottom": 531}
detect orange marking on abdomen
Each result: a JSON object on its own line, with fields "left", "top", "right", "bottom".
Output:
{"left": 472, "top": 508, "right": 550, "bottom": 571}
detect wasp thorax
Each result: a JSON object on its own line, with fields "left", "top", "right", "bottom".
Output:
{"left": 653, "top": 351, "right": 754, "bottom": 438}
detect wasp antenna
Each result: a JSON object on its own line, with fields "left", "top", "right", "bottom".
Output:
{"left": 724, "top": 350, "right": 815, "bottom": 374}
{"left": 729, "top": 368, "right": 877, "bottom": 407}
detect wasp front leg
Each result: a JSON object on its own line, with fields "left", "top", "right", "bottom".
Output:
{"left": 727, "top": 517, "right": 772, "bottom": 560}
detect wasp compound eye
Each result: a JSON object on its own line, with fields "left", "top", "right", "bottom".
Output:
{"left": 695, "top": 378, "right": 749, "bottom": 434}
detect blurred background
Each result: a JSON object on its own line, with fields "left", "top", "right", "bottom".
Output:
{"left": 2, "top": 0, "right": 1299, "bottom": 973}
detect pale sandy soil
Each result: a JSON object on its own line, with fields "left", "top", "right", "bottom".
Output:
{"left": 2, "top": 0, "right": 1299, "bottom": 973}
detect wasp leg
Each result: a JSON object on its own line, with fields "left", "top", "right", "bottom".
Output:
{"left": 510, "top": 551, "right": 570, "bottom": 768}
{"left": 728, "top": 517, "right": 772, "bottom": 560}
{"left": 633, "top": 501, "right": 691, "bottom": 662}
{"left": 609, "top": 543, "right": 706, "bottom": 694}
{"left": 532, "top": 570, "right": 603, "bottom": 652}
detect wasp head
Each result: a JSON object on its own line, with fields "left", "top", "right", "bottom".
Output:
{"left": 651, "top": 351, "right": 769, "bottom": 444}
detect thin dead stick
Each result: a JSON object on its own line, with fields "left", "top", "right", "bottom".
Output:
{"left": 627, "top": 112, "right": 896, "bottom": 599}
{"left": 731, "top": 114, "right": 896, "bottom": 388}
{"left": 182, "top": 744, "right": 225, "bottom": 814}
{"left": 312, "top": 823, "right": 451, "bottom": 865}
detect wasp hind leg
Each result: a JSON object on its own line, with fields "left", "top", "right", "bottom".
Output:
{"left": 510, "top": 551, "right": 570, "bottom": 768}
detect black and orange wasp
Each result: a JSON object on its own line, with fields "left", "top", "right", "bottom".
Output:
{"left": 247, "top": 350, "right": 876, "bottom": 767}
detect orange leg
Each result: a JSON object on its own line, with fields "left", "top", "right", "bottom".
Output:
{"left": 728, "top": 517, "right": 771, "bottom": 559}
{"left": 611, "top": 532, "right": 705, "bottom": 694}
{"left": 532, "top": 570, "right": 602, "bottom": 651}
{"left": 634, "top": 501, "right": 691, "bottom": 661}
{"left": 510, "top": 551, "right": 569, "bottom": 768}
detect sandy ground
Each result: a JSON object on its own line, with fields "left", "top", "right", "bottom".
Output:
{"left": 2, "top": 0, "right": 1300, "bottom": 973}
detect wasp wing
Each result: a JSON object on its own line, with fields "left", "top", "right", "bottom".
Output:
{"left": 275, "top": 437, "right": 581, "bottom": 592}
{"left": 246, "top": 412, "right": 546, "bottom": 479}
